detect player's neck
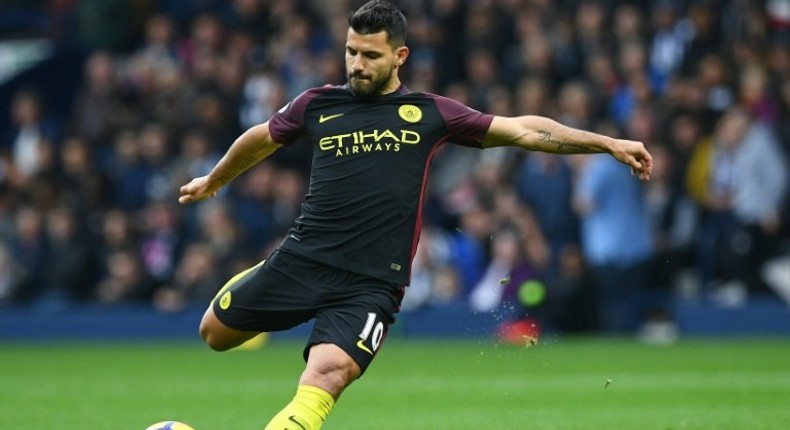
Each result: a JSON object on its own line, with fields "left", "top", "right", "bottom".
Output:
{"left": 377, "top": 78, "right": 402, "bottom": 96}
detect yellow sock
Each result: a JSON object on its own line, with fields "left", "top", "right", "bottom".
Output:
{"left": 264, "top": 385, "right": 335, "bottom": 430}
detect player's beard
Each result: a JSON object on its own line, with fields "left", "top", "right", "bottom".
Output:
{"left": 348, "top": 67, "right": 393, "bottom": 97}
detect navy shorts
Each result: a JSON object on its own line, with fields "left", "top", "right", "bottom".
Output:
{"left": 211, "top": 249, "right": 404, "bottom": 373}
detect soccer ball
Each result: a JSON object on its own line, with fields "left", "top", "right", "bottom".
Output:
{"left": 145, "top": 421, "right": 196, "bottom": 430}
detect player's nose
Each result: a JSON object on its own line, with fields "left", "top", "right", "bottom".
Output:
{"left": 350, "top": 54, "right": 364, "bottom": 72}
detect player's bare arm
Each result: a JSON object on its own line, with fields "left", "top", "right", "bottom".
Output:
{"left": 483, "top": 115, "right": 653, "bottom": 181}
{"left": 178, "top": 122, "right": 283, "bottom": 204}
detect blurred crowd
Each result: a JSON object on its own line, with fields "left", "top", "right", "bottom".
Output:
{"left": 0, "top": 0, "right": 789, "bottom": 336}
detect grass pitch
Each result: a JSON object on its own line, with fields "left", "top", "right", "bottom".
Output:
{"left": 1, "top": 337, "right": 789, "bottom": 430}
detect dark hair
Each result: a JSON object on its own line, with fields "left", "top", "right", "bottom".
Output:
{"left": 349, "top": 1, "right": 407, "bottom": 47}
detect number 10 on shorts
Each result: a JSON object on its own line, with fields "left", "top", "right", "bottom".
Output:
{"left": 357, "top": 312, "right": 384, "bottom": 355}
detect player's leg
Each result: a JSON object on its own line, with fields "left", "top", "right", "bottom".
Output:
{"left": 264, "top": 279, "right": 404, "bottom": 430}
{"left": 199, "top": 306, "right": 259, "bottom": 351}
{"left": 198, "top": 251, "right": 315, "bottom": 351}
{"left": 263, "top": 344, "right": 360, "bottom": 430}
{"left": 299, "top": 343, "right": 362, "bottom": 398}
{"left": 198, "top": 259, "right": 266, "bottom": 351}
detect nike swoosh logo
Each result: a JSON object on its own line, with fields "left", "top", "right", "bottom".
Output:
{"left": 356, "top": 339, "right": 373, "bottom": 355}
{"left": 319, "top": 113, "right": 344, "bottom": 123}
{"left": 288, "top": 415, "right": 308, "bottom": 430}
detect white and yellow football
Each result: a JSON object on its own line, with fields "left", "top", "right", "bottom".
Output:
{"left": 145, "top": 421, "right": 196, "bottom": 430}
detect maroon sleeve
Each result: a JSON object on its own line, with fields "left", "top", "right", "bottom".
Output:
{"left": 268, "top": 87, "right": 323, "bottom": 145}
{"left": 431, "top": 94, "right": 495, "bottom": 148}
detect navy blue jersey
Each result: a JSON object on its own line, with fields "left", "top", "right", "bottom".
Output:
{"left": 268, "top": 85, "right": 493, "bottom": 285}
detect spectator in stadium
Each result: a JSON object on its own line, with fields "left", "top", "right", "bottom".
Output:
{"left": 169, "top": 129, "right": 222, "bottom": 190}
{"left": 59, "top": 136, "right": 110, "bottom": 214}
{"left": 228, "top": 162, "right": 279, "bottom": 253}
{"left": 515, "top": 151, "right": 579, "bottom": 283}
{"left": 0, "top": 243, "right": 13, "bottom": 304}
{"left": 42, "top": 203, "right": 98, "bottom": 304}
{"left": 104, "top": 129, "right": 151, "bottom": 211}
{"left": 688, "top": 107, "right": 788, "bottom": 300}
{"left": 68, "top": 50, "right": 131, "bottom": 154}
{"left": 402, "top": 225, "right": 457, "bottom": 310}
{"left": 3, "top": 205, "right": 48, "bottom": 303}
{"left": 2, "top": 89, "right": 60, "bottom": 189}
{"left": 777, "top": 78, "right": 790, "bottom": 158}
{"left": 96, "top": 208, "right": 138, "bottom": 259}
{"left": 153, "top": 241, "right": 223, "bottom": 312}
{"left": 448, "top": 198, "right": 493, "bottom": 298}
{"left": 192, "top": 198, "right": 247, "bottom": 278}
{"left": 469, "top": 226, "right": 536, "bottom": 314}
{"left": 138, "top": 199, "right": 184, "bottom": 287}
{"left": 96, "top": 248, "right": 155, "bottom": 305}
{"left": 573, "top": 127, "right": 655, "bottom": 332}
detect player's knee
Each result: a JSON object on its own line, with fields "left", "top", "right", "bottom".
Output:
{"left": 199, "top": 309, "right": 234, "bottom": 351}
{"left": 301, "top": 346, "right": 362, "bottom": 395}
{"left": 301, "top": 365, "right": 356, "bottom": 396}
{"left": 199, "top": 321, "right": 224, "bottom": 351}
{"left": 199, "top": 331, "right": 223, "bottom": 351}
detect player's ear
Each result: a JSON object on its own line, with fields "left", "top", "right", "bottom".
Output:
{"left": 394, "top": 46, "right": 409, "bottom": 67}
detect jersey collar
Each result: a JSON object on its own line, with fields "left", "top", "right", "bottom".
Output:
{"left": 341, "top": 83, "right": 411, "bottom": 97}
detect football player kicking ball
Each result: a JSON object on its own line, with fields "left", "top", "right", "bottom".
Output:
{"left": 178, "top": 1, "right": 652, "bottom": 428}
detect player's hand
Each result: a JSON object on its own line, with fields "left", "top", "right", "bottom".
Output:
{"left": 610, "top": 139, "right": 652, "bottom": 181}
{"left": 178, "top": 176, "right": 220, "bottom": 204}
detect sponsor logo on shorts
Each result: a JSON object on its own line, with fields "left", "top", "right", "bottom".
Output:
{"left": 219, "top": 291, "right": 232, "bottom": 310}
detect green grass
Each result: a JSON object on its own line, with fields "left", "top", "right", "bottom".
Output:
{"left": 1, "top": 337, "right": 789, "bottom": 429}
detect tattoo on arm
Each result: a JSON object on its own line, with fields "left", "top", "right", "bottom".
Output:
{"left": 537, "top": 130, "right": 596, "bottom": 153}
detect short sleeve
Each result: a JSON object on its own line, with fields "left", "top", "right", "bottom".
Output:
{"left": 268, "top": 88, "right": 322, "bottom": 145}
{"left": 431, "top": 94, "right": 494, "bottom": 148}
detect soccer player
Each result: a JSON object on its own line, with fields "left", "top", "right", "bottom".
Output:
{"left": 178, "top": 1, "right": 653, "bottom": 428}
